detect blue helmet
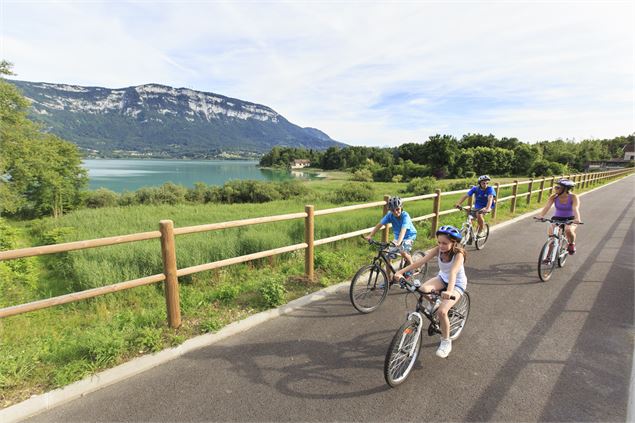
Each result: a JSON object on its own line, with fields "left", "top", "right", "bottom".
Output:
{"left": 436, "top": 225, "right": 462, "bottom": 241}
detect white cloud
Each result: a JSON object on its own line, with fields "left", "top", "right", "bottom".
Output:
{"left": 1, "top": 1, "right": 633, "bottom": 146}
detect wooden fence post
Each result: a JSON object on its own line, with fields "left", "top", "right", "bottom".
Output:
{"left": 526, "top": 178, "right": 534, "bottom": 206}
{"left": 160, "top": 220, "right": 181, "bottom": 329}
{"left": 382, "top": 195, "right": 390, "bottom": 243}
{"left": 550, "top": 177, "right": 556, "bottom": 195}
{"left": 492, "top": 182, "right": 500, "bottom": 219}
{"left": 304, "top": 205, "right": 314, "bottom": 281}
{"left": 538, "top": 178, "right": 546, "bottom": 203}
{"left": 431, "top": 189, "right": 441, "bottom": 238}
{"left": 510, "top": 180, "right": 519, "bottom": 214}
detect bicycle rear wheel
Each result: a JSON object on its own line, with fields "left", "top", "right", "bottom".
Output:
{"left": 557, "top": 235, "right": 568, "bottom": 267}
{"left": 349, "top": 264, "right": 388, "bottom": 313}
{"left": 538, "top": 239, "right": 557, "bottom": 282}
{"left": 410, "top": 250, "right": 428, "bottom": 278}
{"left": 384, "top": 316, "right": 422, "bottom": 387}
{"left": 449, "top": 291, "right": 470, "bottom": 340}
{"left": 475, "top": 223, "right": 490, "bottom": 250}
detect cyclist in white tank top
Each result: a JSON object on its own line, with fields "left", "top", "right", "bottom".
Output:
{"left": 394, "top": 225, "right": 467, "bottom": 359}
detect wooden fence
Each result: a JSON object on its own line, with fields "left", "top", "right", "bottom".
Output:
{"left": 0, "top": 168, "right": 632, "bottom": 327}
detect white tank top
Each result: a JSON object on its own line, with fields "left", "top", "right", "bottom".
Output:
{"left": 437, "top": 253, "right": 467, "bottom": 290}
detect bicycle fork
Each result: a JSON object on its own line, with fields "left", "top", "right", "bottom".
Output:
{"left": 399, "top": 312, "right": 423, "bottom": 356}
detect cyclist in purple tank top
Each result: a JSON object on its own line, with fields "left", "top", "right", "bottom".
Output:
{"left": 535, "top": 179, "right": 582, "bottom": 254}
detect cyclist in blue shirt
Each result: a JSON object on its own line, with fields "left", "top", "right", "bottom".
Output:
{"left": 455, "top": 175, "right": 496, "bottom": 237}
{"left": 364, "top": 196, "right": 417, "bottom": 268}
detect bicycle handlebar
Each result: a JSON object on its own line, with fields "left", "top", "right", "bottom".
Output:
{"left": 455, "top": 205, "right": 489, "bottom": 215}
{"left": 397, "top": 277, "right": 455, "bottom": 300}
{"left": 362, "top": 235, "right": 396, "bottom": 250}
{"left": 533, "top": 217, "right": 584, "bottom": 225}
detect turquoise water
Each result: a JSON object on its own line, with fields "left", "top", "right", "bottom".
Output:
{"left": 83, "top": 159, "right": 318, "bottom": 192}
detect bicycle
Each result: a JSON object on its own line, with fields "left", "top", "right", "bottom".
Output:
{"left": 384, "top": 277, "right": 471, "bottom": 387}
{"left": 349, "top": 237, "right": 427, "bottom": 314}
{"left": 456, "top": 205, "right": 490, "bottom": 250}
{"left": 534, "top": 217, "right": 583, "bottom": 282}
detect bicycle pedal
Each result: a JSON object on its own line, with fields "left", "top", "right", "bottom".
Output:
{"left": 427, "top": 323, "right": 437, "bottom": 336}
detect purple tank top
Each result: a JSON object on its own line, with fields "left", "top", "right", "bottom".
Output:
{"left": 553, "top": 194, "right": 573, "bottom": 218}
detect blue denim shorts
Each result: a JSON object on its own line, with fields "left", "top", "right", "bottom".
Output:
{"left": 397, "top": 238, "right": 414, "bottom": 253}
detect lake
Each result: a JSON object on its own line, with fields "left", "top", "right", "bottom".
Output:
{"left": 83, "top": 159, "right": 320, "bottom": 192}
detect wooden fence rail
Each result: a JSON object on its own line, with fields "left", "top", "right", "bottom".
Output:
{"left": 0, "top": 168, "right": 632, "bottom": 325}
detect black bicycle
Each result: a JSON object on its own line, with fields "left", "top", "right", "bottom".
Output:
{"left": 456, "top": 205, "right": 490, "bottom": 250}
{"left": 349, "top": 237, "right": 427, "bottom": 313}
{"left": 534, "top": 217, "right": 583, "bottom": 282}
{"left": 384, "top": 277, "right": 471, "bottom": 387}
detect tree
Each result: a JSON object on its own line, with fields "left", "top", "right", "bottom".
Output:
{"left": 0, "top": 61, "right": 87, "bottom": 218}
{"left": 421, "top": 134, "right": 460, "bottom": 178}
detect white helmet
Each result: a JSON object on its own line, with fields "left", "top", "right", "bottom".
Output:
{"left": 387, "top": 196, "right": 403, "bottom": 211}
{"left": 477, "top": 175, "right": 491, "bottom": 183}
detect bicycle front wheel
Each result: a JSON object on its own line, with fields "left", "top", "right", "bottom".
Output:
{"left": 449, "top": 291, "right": 471, "bottom": 340}
{"left": 459, "top": 227, "right": 469, "bottom": 247}
{"left": 349, "top": 264, "right": 388, "bottom": 313}
{"left": 384, "top": 316, "right": 422, "bottom": 387}
{"left": 475, "top": 223, "right": 490, "bottom": 250}
{"left": 538, "top": 239, "right": 557, "bottom": 282}
{"left": 557, "top": 236, "right": 568, "bottom": 267}
{"left": 410, "top": 250, "right": 428, "bottom": 278}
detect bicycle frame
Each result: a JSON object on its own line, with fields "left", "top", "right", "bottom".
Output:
{"left": 368, "top": 240, "right": 408, "bottom": 275}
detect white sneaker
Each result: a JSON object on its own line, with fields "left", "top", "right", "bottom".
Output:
{"left": 436, "top": 338, "right": 452, "bottom": 358}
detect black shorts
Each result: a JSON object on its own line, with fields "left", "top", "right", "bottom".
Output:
{"left": 551, "top": 216, "right": 574, "bottom": 222}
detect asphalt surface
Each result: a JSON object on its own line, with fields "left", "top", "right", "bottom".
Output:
{"left": 24, "top": 176, "right": 634, "bottom": 422}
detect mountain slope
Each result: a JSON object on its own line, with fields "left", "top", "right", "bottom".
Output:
{"left": 9, "top": 80, "right": 346, "bottom": 158}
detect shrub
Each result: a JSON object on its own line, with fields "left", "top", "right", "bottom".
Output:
{"left": 446, "top": 179, "right": 473, "bottom": 191}
{"left": 351, "top": 168, "right": 373, "bottom": 182}
{"left": 212, "top": 284, "right": 240, "bottom": 305}
{"left": 259, "top": 276, "right": 286, "bottom": 308}
{"left": 275, "top": 180, "right": 308, "bottom": 198}
{"left": 332, "top": 182, "right": 374, "bottom": 204}
{"left": 84, "top": 188, "right": 119, "bottom": 208}
{"left": 406, "top": 177, "right": 437, "bottom": 195}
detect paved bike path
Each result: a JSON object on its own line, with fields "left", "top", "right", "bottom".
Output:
{"left": 22, "top": 176, "right": 634, "bottom": 422}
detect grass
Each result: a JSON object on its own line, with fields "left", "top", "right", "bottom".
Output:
{"left": 0, "top": 172, "right": 624, "bottom": 408}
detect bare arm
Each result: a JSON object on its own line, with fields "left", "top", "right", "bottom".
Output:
{"left": 455, "top": 194, "right": 468, "bottom": 207}
{"left": 394, "top": 246, "right": 438, "bottom": 279}
{"left": 484, "top": 194, "right": 494, "bottom": 211}
{"left": 395, "top": 226, "right": 407, "bottom": 245}
{"left": 537, "top": 194, "right": 556, "bottom": 218}
{"left": 572, "top": 194, "right": 581, "bottom": 223}
{"left": 364, "top": 222, "right": 384, "bottom": 240}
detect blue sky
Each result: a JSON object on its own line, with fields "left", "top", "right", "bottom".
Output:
{"left": 1, "top": 1, "right": 633, "bottom": 147}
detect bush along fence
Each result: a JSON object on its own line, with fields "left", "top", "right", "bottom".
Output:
{"left": 0, "top": 169, "right": 632, "bottom": 328}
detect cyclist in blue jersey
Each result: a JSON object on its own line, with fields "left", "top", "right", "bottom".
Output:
{"left": 364, "top": 196, "right": 417, "bottom": 268}
{"left": 455, "top": 175, "right": 496, "bottom": 237}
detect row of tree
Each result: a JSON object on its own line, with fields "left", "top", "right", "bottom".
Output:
{"left": 260, "top": 134, "right": 633, "bottom": 181}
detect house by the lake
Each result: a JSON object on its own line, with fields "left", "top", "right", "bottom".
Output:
{"left": 291, "top": 159, "right": 311, "bottom": 169}
{"left": 584, "top": 143, "right": 634, "bottom": 171}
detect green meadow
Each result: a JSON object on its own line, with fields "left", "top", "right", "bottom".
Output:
{"left": 0, "top": 173, "right": 619, "bottom": 408}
